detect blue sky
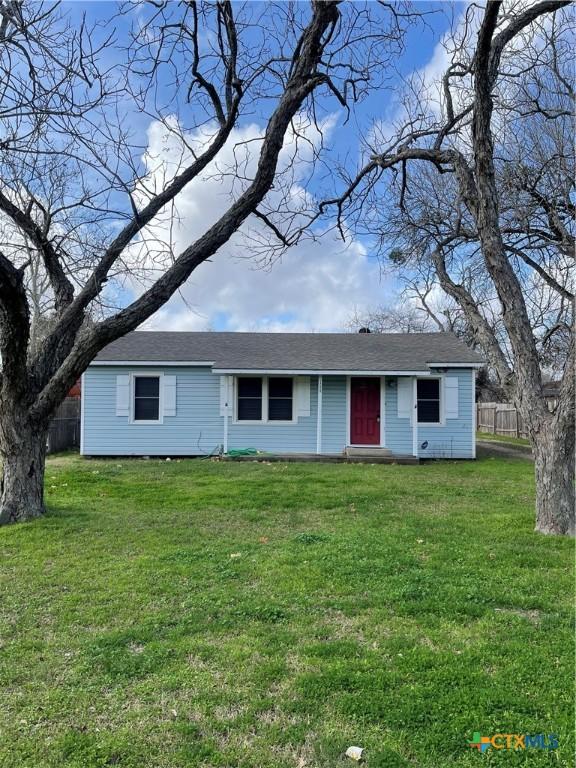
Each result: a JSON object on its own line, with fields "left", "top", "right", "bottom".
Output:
{"left": 63, "top": 2, "right": 463, "bottom": 332}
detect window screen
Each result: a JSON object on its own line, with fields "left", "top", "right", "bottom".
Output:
{"left": 134, "top": 376, "right": 160, "bottom": 421}
{"left": 417, "top": 379, "right": 440, "bottom": 423}
{"left": 237, "top": 377, "right": 263, "bottom": 420}
{"left": 268, "top": 377, "right": 293, "bottom": 421}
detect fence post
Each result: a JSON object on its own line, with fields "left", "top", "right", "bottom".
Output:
{"left": 492, "top": 406, "right": 497, "bottom": 435}
{"left": 519, "top": 412, "right": 526, "bottom": 440}
{"left": 47, "top": 396, "right": 81, "bottom": 454}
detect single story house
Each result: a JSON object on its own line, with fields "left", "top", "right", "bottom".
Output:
{"left": 81, "top": 331, "right": 483, "bottom": 459}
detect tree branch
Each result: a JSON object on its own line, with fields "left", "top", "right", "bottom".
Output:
{"left": 0, "top": 251, "right": 30, "bottom": 396}
{"left": 0, "top": 188, "right": 74, "bottom": 309}
{"left": 429, "top": 241, "right": 512, "bottom": 388}
{"left": 504, "top": 244, "right": 574, "bottom": 302}
{"left": 31, "top": 0, "right": 343, "bottom": 419}
{"left": 253, "top": 209, "right": 290, "bottom": 246}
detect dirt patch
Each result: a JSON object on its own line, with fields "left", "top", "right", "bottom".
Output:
{"left": 476, "top": 441, "right": 533, "bottom": 461}
{"left": 494, "top": 607, "right": 541, "bottom": 624}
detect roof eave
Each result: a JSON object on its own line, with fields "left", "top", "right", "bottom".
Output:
{"left": 212, "top": 366, "right": 475, "bottom": 375}
{"left": 427, "top": 361, "right": 484, "bottom": 369}
{"left": 90, "top": 360, "right": 215, "bottom": 366}
{"left": 90, "top": 361, "right": 483, "bottom": 371}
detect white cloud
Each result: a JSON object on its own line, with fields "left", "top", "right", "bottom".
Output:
{"left": 145, "top": 229, "right": 383, "bottom": 332}
{"left": 125, "top": 1, "right": 554, "bottom": 334}
{"left": 124, "top": 116, "right": 390, "bottom": 333}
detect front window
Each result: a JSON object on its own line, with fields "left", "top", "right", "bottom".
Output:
{"left": 237, "top": 377, "right": 263, "bottom": 421}
{"left": 134, "top": 376, "right": 160, "bottom": 421}
{"left": 236, "top": 376, "right": 294, "bottom": 422}
{"left": 417, "top": 378, "right": 440, "bottom": 423}
{"left": 268, "top": 377, "right": 293, "bottom": 421}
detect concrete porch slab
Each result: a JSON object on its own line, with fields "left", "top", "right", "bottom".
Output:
{"left": 224, "top": 452, "right": 419, "bottom": 465}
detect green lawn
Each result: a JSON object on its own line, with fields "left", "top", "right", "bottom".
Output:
{"left": 0, "top": 455, "right": 573, "bottom": 768}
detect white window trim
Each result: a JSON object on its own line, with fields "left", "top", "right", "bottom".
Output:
{"left": 346, "top": 376, "right": 386, "bottom": 447}
{"left": 416, "top": 375, "right": 445, "bottom": 427}
{"left": 129, "top": 372, "right": 164, "bottom": 425}
{"left": 380, "top": 376, "right": 386, "bottom": 447}
{"left": 233, "top": 375, "right": 297, "bottom": 425}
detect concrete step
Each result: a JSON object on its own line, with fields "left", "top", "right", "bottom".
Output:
{"left": 345, "top": 446, "right": 393, "bottom": 457}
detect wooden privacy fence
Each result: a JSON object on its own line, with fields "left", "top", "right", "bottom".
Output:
{"left": 476, "top": 402, "right": 529, "bottom": 439}
{"left": 47, "top": 397, "right": 81, "bottom": 454}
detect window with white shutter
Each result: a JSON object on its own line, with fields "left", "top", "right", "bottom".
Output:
{"left": 444, "top": 377, "right": 459, "bottom": 419}
{"left": 116, "top": 375, "right": 130, "bottom": 416}
{"left": 397, "top": 378, "right": 412, "bottom": 419}
{"left": 163, "top": 375, "right": 177, "bottom": 417}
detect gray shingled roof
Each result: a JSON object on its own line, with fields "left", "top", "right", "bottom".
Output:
{"left": 94, "top": 331, "right": 482, "bottom": 371}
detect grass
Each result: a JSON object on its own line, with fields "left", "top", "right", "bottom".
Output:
{"left": 0, "top": 454, "right": 573, "bottom": 768}
{"left": 476, "top": 431, "right": 531, "bottom": 447}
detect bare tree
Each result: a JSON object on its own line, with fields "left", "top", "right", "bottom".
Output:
{"left": 346, "top": 251, "right": 473, "bottom": 335}
{"left": 0, "top": 0, "right": 410, "bottom": 524}
{"left": 321, "top": 1, "right": 574, "bottom": 534}
{"left": 346, "top": 302, "right": 443, "bottom": 334}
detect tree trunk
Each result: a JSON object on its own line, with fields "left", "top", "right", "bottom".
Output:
{"left": 0, "top": 422, "right": 48, "bottom": 525}
{"left": 532, "top": 419, "right": 575, "bottom": 536}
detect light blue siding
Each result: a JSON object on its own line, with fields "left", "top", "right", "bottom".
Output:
{"left": 383, "top": 377, "right": 413, "bottom": 455}
{"left": 321, "top": 376, "right": 347, "bottom": 454}
{"left": 416, "top": 369, "right": 475, "bottom": 458}
{"left": 83, "top": 366, "right": 223, "bottom": 456}
{"left": 83, "top": 368, "right": 323, "bottom": 456}
{"left": 82, "top": 367, "right": 475, "bottom": 458}
{"left": 228, "top": 378, "right": 318, "bottom": 453}
{"left": 384, "top": 370, "right": 475, "bottom": 458}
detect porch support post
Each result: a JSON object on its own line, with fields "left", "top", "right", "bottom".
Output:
{"left": 223, "top": 375, "right": 230, "bottom": 454}
{"left": 472, "top": 370, "right": 476, "bottom": 459}
{"left": 412, "top": 376, "right": 418, "bottom": 457}
{"left": 316, "top": 375, "right": 323, "bottom": 454}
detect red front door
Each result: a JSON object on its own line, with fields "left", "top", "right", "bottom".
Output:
{"left": 350, "top": 378, "right": 380, "bottom": 445}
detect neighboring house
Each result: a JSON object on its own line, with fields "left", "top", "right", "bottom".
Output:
{"left": 68, "top": 379, "right": 81, "bottom": 398}
{"left": 81, "top": 331, "right": 483, "bottom": 459}
{"left": 542, "top": 380, "right": 560, "bottom": 411}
